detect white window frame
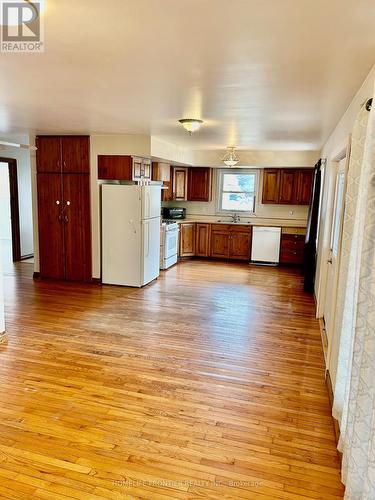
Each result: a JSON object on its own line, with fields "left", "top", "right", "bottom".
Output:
{"left": 217, "top": 168, "right": 258, "bottom": 214}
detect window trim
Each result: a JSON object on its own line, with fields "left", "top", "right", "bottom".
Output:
{"left": 216, "top": 168, "right": 259, "bottom": 214}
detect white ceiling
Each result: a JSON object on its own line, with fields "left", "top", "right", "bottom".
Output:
{"left": 0, "top": 0, "right": 374, "bottom": 150}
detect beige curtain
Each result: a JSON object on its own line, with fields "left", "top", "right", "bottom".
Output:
{"left": 332, "top": 92, "right": 375, "bottom": 498}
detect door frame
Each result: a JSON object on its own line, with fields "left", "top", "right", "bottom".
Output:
{"left": 316, "top": 139, "right": 350, "bottom": 319}
{"left": 0, "top": 157, "right": 21, "bottom": 262}
{"left": 316, "top": 140, "right": 350, "bottom": 376}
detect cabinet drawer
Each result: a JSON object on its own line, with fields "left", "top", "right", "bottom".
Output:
{"left": 282, "top": 239, "right": 305, "bottom": 251}
{"left": 231, "top": 225, "right": 252, "bottom": 233}
{"left": 282, "top": 233, "right": 305, "bottom": 242}
{"left": 282, "top": 227, "right": 306, "bottom": 235}
{"left": 280, "top": 249, "right": 304, "bottom": 264}
{"left": 211, "top": 224, "right": 232, "bottom": 232}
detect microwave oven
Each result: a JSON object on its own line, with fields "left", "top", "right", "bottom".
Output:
{"left": 162, "top": 207, "right": 186, "bottom": 220}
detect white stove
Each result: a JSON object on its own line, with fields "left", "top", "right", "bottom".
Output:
{"left": 160, "top": 220, "right": 179, "bottom": 269}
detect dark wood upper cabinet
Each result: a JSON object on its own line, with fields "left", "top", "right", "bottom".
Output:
{"left": 162, "top": 167, "right": 174, "bottom": 202}
{"left": 173, "top": 167, "right": 188, "bottom": 201}
{"left": 36, "top": 137, "right": 61, "bottom": 173}
{"left": 279, "top": 169, "right": 297, "bottom": 204}
{"left": 262, "top": 169, "right": 280, "bottom": 204}
{"left": 152, "top": 162, "right": 174, "bottom": 202}
{"left": 297, "top": 170, "right": 314, "bottom": 205}
{"left": 61, "top": 137, "right": 90, "bottom": 173}
{"left": 37, "top": 173, "right": 65, "bottom": 279}
{"left": 37, "top": 136, "right": 90, "bottom": 174}
{"left": 97, "top": 155, "right": 151, "bottom": 181}
{"left": 98, "top": 155, "right": 132, "bottom": 180}
{"left": 188, "top": 168, "right": 212, "bottom": 202}
{"left": 262, "top": 168, "right": 314, "bottom": 205}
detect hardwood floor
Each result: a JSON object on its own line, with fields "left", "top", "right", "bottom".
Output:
{"left": 0, "top": 260, "right": 344, "bottom": 499}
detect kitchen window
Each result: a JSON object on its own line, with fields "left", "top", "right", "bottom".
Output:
{"left": 218, "top": 169, "right": 258, "bottom": 213}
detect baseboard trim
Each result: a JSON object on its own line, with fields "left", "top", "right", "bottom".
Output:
{"left": 21, "top": 253, "right": 34, "bottom": 261}
{"left": 91, "top": 278, "right": 101, "bottom": 285}
{"left": 325, "top": 369, "right": 342, "bottom": 453}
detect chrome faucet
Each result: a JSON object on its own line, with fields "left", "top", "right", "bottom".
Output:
{"left": 231, "top": 213, "right": 240, "bottom": 223}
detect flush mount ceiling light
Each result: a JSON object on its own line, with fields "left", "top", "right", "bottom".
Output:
{"left": 222, "top": 146, "right": 240, "bottom": 167}
{"left": 178, "top": 118, "right": 203, "bottom": 135}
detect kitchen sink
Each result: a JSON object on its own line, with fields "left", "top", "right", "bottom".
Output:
{"left": 216, "top": 220, "right": 252, "bottom": 224}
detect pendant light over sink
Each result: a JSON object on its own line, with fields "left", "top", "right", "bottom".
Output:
{"left": 222, "top": 146, "right": 240, "bottom": 167}
{"left": 179, "top": 118, "right": 203, "bottom": 135}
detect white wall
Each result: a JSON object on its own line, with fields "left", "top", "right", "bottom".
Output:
{"left": 0, "top": 165, "right": 11, "bottom": 240}
{"left": 315, "top": 64, "right": 375, "bottom": 381}
{"left": 17, "top": 150, "right": 34, "bottom": 257}
{"left": 315, "top": 65, "right": 375, "bottom": 303}
{"left": 151, "top": 136, "right": 193, "bottom": 166}
{"left": 30, "top": 146, "right": 39, "bottom": 271}
{"left": 192, "top": 149, "right": 319, "bottom": 168}
{"left": 0, "top": 141, "right": 34, "bottom": 258}
{"left": 0, "top": 249, "right": 4, "bottom": 335}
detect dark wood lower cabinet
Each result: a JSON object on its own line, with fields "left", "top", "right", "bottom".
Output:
{"left": 195, "top": 223, "right": 210, "bottom": 257}
{"left": 37, "top": 174, "right": 65, "bottom": 279}
{"left": 229, "top": 228, "right": 252, "bottom": 260}
{"left": 280, "top": 232, "right": 305, "bottom": 265}
{"left": 63, "top": 175, "right": 92, "bottom": 281}
{"left": 210, "top": 227, "right": 230, "bottom": 258}
{"left": 179, "top": 222, "right": 196, "bottom": 257}
{"left": 37, "top": 173, "right": 92, "bottom": 281}
{"left": 210, "top": 224, "right": 251, "bottom": 261}
{"left": 179, "top": 223, "right": 305, "bottom": 265}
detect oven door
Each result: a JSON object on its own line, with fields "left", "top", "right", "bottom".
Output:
{"left": 164, "top": 227, "right": 179, "bottom": 260}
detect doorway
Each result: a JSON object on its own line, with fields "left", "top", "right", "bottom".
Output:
{"left": 322, "top": 154, "right": 348, "bottom": 378}
{"left": 0, "top": 159, "right": 21, "bottom": 267}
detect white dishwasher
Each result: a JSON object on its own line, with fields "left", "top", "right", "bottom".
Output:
{"left": 251, "top": 226, "right": 281, "bottom": 265}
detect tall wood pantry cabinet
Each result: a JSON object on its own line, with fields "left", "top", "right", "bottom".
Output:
{"left": 36, "top": 136, "right": 92, "bottom": 282}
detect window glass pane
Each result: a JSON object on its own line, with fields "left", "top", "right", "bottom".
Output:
{"left": 223, "top": 174, "right": 255, "bottom": 192}
{"left": 221, "top": 192, "right": 254, "bottom": 212}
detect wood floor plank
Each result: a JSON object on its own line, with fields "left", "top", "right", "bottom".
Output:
{"left": 0, "top": 260, "right": 344, "bottom": 498}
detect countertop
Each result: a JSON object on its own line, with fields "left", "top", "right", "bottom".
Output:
{"left": 169, "top": 218, "right": 307, "bottom": 229}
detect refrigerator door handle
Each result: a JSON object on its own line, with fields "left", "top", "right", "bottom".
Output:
{"left": 128, "top": 219, "right": 137, "bottom": 234}
{"left": 144, "top": 220, "right": 150, "bottom": 258}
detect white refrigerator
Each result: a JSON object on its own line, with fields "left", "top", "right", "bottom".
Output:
{"left": 102, "top": 184, "right": 161, "bottom": 287}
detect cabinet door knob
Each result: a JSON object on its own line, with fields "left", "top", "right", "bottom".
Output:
{"left": 66, "top": 201, "right": 71, "bottom": 206}
{"left": 56, "top": 200, "right": 60, "bottom": 205}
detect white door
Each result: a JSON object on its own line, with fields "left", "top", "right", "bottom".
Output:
{"left": 323, "top": 158, "right": 347, "bottom": 363}
{"left": 141, "top": 217, "right": 160, "bottom": 286}
{"left": 141, "top": 186, "right": 161, "bottom": 220}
